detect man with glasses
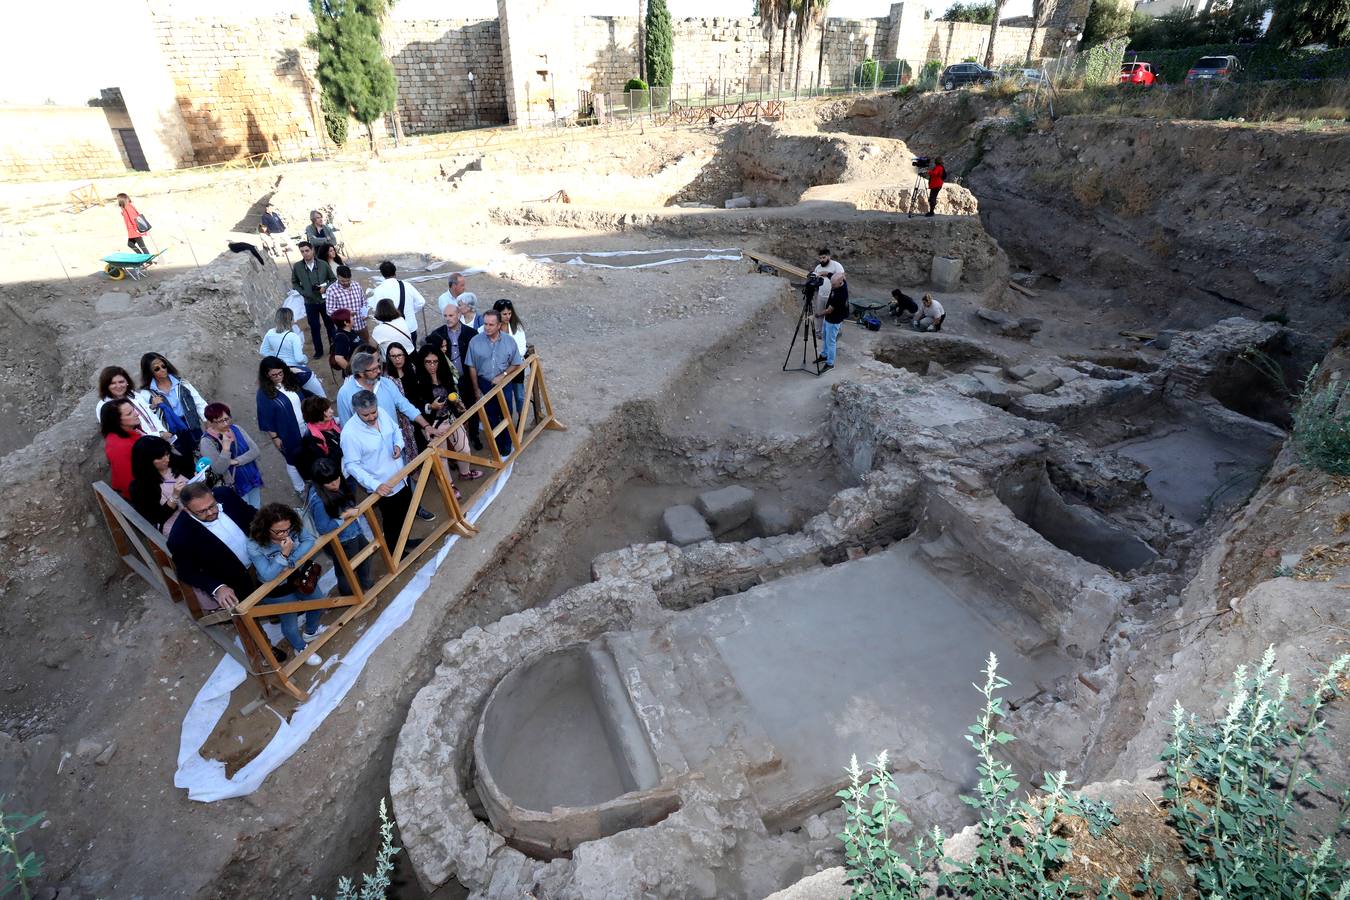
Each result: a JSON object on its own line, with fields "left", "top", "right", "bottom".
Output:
{"left": 466, "top": 309, "right": 523, "bottom": 457}
{"left": 335, "top": 351, "right": 441, "bottom": 520}
{"left": 291, "top": 241, "right": 335, "bottom": 356}
{"left": 166, "top": 483, "right": 257, "bottom": 611}
{"left": 324, "top": 264, "right": 370, "bottom": 338}
{"left": 341, "top": 390, "right": 422, "bottom": 546}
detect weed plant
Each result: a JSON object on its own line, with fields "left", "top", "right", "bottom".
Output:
{"left": 1293, "top": 365, "right": 1350, "bottom": 476}
{"left": 311, "top": 800, "right": 400, "bottom": 900}
{"left": 0, "top": 797, "right": 43, "bottom": 900}
{"left": 839, "top": 650, "right": 1350, "bottom": 898}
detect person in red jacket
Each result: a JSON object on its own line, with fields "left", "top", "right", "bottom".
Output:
{"left": 100, "top": 399, "right": 147, "bottom": 498}
{"left": 117, "top": 193, "right": 149, "bottom": 254}
{"left": 925, "top": 156, "right": 946, "bottom": 218}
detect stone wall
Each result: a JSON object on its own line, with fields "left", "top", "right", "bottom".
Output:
{"left": 384, "top": 19, "right": 508, "bottom": 132}
{"left": 0, "top": 107, "right": 127, "bottom": 182}
{"left": 921, "top": 20, "right": 1043, "bottom": 67}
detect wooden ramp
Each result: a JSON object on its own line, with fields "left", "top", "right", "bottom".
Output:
{"left": 744, "top": 250, "right": 809, "bottom": 280}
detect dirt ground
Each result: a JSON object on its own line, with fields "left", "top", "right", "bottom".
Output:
{"left": 1, "top": 92, "right": 1346, "bottom": 898}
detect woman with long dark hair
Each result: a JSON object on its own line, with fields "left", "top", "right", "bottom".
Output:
{"left": 246, "top": 503, "right": 326, "bottom": 665}
{"left": 101, "top": 399, "right": 146, "bottom": 498}
{"left": 96, "top": 365, "right": 167, "bottom": 439}
{"left": 255, "top": 356, "right": 307, "bottom": 494}
{"left": 371, "top": 298, "right": 414, "bottom": 358}
{"left": 305, "top": 458, "right": 374, "bottom": 596}
{"left": 128, "top": 435, "right": 191, "bottom": 532}
{"left": 200, "top": 402, "right": 265, "bottom": 509}
{"left": 412, "top": 344, "right": 483, "bottom": 488}
{"left": 296, "top": 396, "right": 343, "bottom": 481}
{"left": 492, "top": 299, "right": 529, "bottom": 420}
{"left": 137, "top": 352, "right": 207, "bottom": 453}
{"left": 384, "top": 343, "right": 422, "bottom": 463}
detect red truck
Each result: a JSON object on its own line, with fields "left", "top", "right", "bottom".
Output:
{"left": 1119, "top": 62, "right": 1158, "bottom": 85}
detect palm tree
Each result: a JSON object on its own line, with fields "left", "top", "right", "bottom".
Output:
{"left": 794, "top": 0, "right": 828, "bottom": 92}
{"left": 1025, "top": 0, "right": 1047, "bottom": 64}
{"left": 984, "top": 0, "right": 1009, "bottom": 68}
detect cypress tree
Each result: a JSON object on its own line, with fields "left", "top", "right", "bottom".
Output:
{"left": 307, "top": 0, "right": 399, "bottom": 153}
{"left": 645, "top": 0, "right": 675, "bottom": 87}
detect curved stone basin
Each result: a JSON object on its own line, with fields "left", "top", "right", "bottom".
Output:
{"left": 473, "top": 643, "right": 681, "bottom": 859}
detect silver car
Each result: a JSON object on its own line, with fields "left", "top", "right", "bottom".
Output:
{"left": 1185, "top": 55, "right": 1242, "bottom": 84}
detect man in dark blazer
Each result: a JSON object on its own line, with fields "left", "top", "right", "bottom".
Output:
{"left": 168, "top": 484, "right": 258, "bottom": 610}
{"left": 425, "top": 305, "right": 482, "bottom": 448}
{"left": 291, "top": 241, "right": 336, "bottom": 356}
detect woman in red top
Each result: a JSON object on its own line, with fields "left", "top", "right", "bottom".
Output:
{"left": 117, "top": 193, "right": 149, "bottom": 254}
{"left": 100, "top": 399, "right": 146, "bottom": 498}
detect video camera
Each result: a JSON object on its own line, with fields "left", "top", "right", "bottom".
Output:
{"left": 911, "top": 156, "right": 931, "bottom": 169}
{"left": 790, "top": 274, "right": 825, "bottom": 302}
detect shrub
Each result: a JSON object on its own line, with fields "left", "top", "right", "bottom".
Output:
{"left": 1, "top": 796, "right": 44, "bottom": 900}
{"left": 1292, "top": 366, "right": 1350, "bottom": 475}
{"left": 859, "top": 58, "right": 882, "bottom": 88}
{"left": 624, "top": 78, "right": 650, "bottom": 111}
{"left": 310, "top": 800, "right": 400, "bottom": 900}
{"left": 1123, "top": 43, "right": 1350, "bottom": 84}
{"left": 320, "top": 88, "right": 349, "bottom": 147}
{"left": 1162, "top": 647, "right": 1350, "bottom": 897}
{"left": 917, "top": 60, "right": 944, "bottom": 91}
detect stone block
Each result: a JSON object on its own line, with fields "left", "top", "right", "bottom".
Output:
{"left": 1020, "top": 369, "right": 1063, "bottom": 394}
{"left": 1006, "top": 364, "right": 1035, "bottom": 381}
{"left": 724, "top": 196, "right": 753, "bottom": 209}
{"left": 696, "top": 485, "right": 755, "bottom": 535}
{"left": 752, "top": 500, "right": 796, "bottom": 537}
{"left": 661, "top": 505, "right": 713, "bottom": 547}
{"left": 970, "top": 364, "right": 1002, "bottom": 375}
{"left": 1051, "top": 366, "right": 1084, "bottom": 384}
{"left": 971, "top": 371, "right": 1011, "bottom": 407}
{"left": 930, "top": 255, "right": 962, "bottom": 290}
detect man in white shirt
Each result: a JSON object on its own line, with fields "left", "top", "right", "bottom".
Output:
{"left": 436, "top": 272, "right": 476, "bottom": 315}
{"left": 167, "top": 484, "right": 257, "bottom": 610}
{"left": 914, "top": 294, "right": 946, "bottom": 332}
{"left": 370, "top": 260, "right": 427, "bottom": 346}
{"left": 341, "top": 389, "right": 421, "bottom": 545}
{"left": 810, "top": 247, "right": 846, "bottom": 338}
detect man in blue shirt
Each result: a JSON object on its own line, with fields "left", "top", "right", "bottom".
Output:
{"left": 466, "top": 310, "right": 523, "bottom": 457}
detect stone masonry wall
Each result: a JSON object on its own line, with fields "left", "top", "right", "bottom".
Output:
{"left": 0, "top": 107, "right": 128, "bottom": 182}
{"left": 384, "top": 19, "right": 508, "bottom": 132}
{"left": 921, "top": 20, "right": 1042, "bottom": 67}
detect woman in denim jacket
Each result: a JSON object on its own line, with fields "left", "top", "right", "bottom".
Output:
{"left": 246, "top": 503, "right": 327, "bottom": 666}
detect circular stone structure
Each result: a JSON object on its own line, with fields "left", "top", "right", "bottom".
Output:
{"left": 472, "top": 642, "right": 681, "bottom": 859}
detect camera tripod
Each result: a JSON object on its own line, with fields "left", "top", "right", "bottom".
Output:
{"left": 905, "top": 172, "right": 927, "bottom": 218}
{"left": 782, "top": 285, "right": 825, "bottom": 376}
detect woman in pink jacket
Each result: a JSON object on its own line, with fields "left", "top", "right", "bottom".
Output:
{"left": 117, "top": 193, "right": 149, "bottom": 254}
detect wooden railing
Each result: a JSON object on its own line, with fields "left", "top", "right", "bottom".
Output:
{"left": 94, "top": 355, "right": 566, "bottom": 702}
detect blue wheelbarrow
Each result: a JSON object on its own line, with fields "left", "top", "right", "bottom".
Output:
{"left": 101, "top": 249, "right": 165, "bottom": 281}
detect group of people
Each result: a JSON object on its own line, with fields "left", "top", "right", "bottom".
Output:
{"left": 96, "top": 256, "right": 538, "bottom": 668}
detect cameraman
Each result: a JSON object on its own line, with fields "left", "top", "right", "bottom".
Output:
{"left": 924, "top": 156, "right": 946, "bottom": 218}
{"left": 810, "top": 247, "right": 846, "bottom": 338}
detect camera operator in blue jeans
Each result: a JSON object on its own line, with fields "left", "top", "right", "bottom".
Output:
{"left": 818, "top": 277, "right": 851, "bottom": 371}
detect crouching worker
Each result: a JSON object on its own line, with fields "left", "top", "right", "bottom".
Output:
{"left": 914, "top": 294, "right": 946, "bottom": 332}
{"left": 247, "top": 503, "right": 328, "bottom": 666}
{"left": 891, "top": 289, "right": 919, "bottom": 325}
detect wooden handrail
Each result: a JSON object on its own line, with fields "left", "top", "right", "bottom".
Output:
{"left": 94, "top": 355, "right": 567, "bottom": 702}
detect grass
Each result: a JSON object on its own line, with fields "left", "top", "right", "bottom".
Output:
{"left": 1047, "top": 79, "right": 1350, "bottom": 126}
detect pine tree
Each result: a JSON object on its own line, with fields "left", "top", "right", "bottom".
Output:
{"left": 1267, "top": 0, "right": 1350, "bottom": 48}
{"left": 645, "top": 0, "right": 675, "bottom": 87}
{"left": 307, "top": 0, "right": 399, "bottom": 154}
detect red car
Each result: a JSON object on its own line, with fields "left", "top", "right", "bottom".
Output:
{"left": 1120, "top": 62, "right": 1158, "bottom": 86}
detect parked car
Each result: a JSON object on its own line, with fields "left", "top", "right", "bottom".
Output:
{"left": 940, "top": 63, "right": 997, "bottom": 91}
{"left": 1119, "top": 62, "right": 1158, "bottom": 85}
{"left": 1184, "top": 55, "right": 1242, "bottom": 84}
{"left": 1015, "top": 68, "right": 1047, "bottom": 86}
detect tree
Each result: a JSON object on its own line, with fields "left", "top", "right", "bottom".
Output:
{"left": 940, "top": 2, "right": 995, "bottom": 24}
{"left": 1026, "top": 0, "right": 1047, "bottom": 63}
{"left": 307, "top": 0, "right": 398, "bottom": 154}
{"left": 984, "top": 0, "right": 1009, "bottom": 66}
{"left": 795, "top": 0, "right": 828, "bottom": 91}
{"left": 645, "top": 0, "right": 674, "bottom": 86}
{"left": 1267, "top": 0, "right": 1349, "bottom": 48}
{"left": 638, "top": 0, "right": 648, "bottom": 81}
{"left": 1081, "top": 0, "right": 1134, "bottom": 46}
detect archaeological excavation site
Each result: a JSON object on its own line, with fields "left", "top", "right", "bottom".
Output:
{"left": 3, "top": 6, "right": 1350, "bottom": 896}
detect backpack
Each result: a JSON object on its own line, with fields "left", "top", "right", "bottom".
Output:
{"left": 862, "top": 313, "right": 882, "bottom": 332}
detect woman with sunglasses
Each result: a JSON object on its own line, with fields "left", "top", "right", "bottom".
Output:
{"left": 96, "top": 365, "right": 170, "bottom": 440}
{"left": 200, "top": 402, "right": 265, "bottom": 509}
{"left": 137, "top": 353, "right": 208, "bottom": 453}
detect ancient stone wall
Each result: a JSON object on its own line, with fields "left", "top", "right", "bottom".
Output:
{"left": 920, "top": 20, "right": 1043, "bottom": 67}
{"left": 384, "top": 19, "right": 508, "bottom": 132}
{"left": 0, "top": 107, "right": 128, "bottom": 182}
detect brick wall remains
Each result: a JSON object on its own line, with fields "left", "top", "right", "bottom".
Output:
{"left": 921, "top": 20, "right": 1042, "bottom": 68}
{"left": 0, "top": 107, "right": 128, "bottom": 182}
{"left": 384, "top": 19, "right": 507, "bottom": 133}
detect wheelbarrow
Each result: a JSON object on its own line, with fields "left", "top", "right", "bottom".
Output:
{"left": 101, "top": 250, "right": 165, "bottom": 281}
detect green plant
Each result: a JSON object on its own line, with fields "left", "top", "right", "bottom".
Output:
{"left": 644, "top": 0, "right": 673, "bottom": 87}
{"left": 1293, "top": 366, "right": 1350, "bottom": 475}
{"left": 838, "top": 752, "right": 944, "bottom": 898}
{"left": 1162, "top": 647, "right": 1350, "bottom": 898}
{"left": 1075, "top": 36, "right": 1130, "bottom": 85}
{"left": 917, "top": 59, "right": 943, "bottom": 91}
{"left": 1083, "top": 0, "right": 1134, "bottom": 47}
{"left": 320, "top": 88, "right": 349, "bottom": 146}
{"left": 1268, "top": 0, "right": 1350, "bottom": 50}
{"left": 0, "top": 797, "right": 44, "bottom": 900}
{"left": 312, "top": 799, "right": 400, "bottom": 900}
{"left": 941, "top": 1, "right": 995, "bottom": 23}
{"left": 624, "top": 77, "right": 650, "bottom": 110}
{"left": 307, "top": 0, "right": 398, "bottom": 154}
{"left": 859, "top": 58, "right": 881, "bottom": 88}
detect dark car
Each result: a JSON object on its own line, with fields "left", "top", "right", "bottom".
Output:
{"left": 940, "top": 63, "right": 996, "bottom": 91}
{"left": 1184, "top": 55, "right": 1242, "bottom": 84}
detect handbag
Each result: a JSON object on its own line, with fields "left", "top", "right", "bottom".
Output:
{"left": 135, "top": 214, "right": 151, "bottom": 233}
{"left": 287, "top": 560, "right": 322, "bottom": 595}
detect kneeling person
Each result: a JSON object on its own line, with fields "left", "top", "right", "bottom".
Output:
{"left": 914, "top": 294, "right": 946, "bottom": 332}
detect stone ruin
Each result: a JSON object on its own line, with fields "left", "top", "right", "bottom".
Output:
{"left": 390, "top": 318, "right": 1288, "bottom": 898}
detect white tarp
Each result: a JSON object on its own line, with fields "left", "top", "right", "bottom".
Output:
{"left": 174, "top": 468, "right": 511, "bottom": 802}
